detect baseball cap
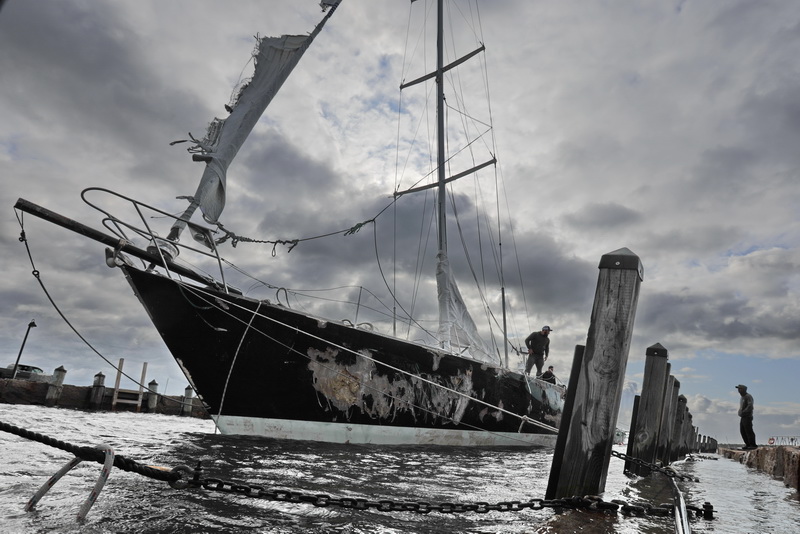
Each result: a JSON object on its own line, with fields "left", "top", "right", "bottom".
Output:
{"left": 542, "top": 326, "right": 553, "bottom": 331}
{"left": 735, "top": 384, "right": 747, "bottom": 390}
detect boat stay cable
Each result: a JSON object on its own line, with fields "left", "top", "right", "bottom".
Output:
{"left": 13, "top": 212, "right": 185, "bottom": 406}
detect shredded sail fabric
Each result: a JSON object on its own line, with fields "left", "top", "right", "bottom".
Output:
{"left": 436, "top": 252, "right": 496, "bottom": 364}
{"left": 168, "top": 0, "right": 342, "bottom": 243}
{"left": 188, "top": 33, "right": 314, "bottom": 225}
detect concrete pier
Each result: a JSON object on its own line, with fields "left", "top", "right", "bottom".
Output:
{"left": 719, "top": 446, "right": 800, "bottom": 491}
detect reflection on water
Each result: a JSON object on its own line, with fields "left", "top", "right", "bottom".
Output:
{"left": 1, "top": 404, "right": 798, "bottom": 533}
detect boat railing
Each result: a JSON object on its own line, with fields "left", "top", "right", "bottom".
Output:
{"left": 80, "top": 187, "right": 232, "bottom": 294}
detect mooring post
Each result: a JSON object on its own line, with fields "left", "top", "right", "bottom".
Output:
{"left": 135, "top": 362, "right": 148, "bottom": 413}
{"left": 623, "top": 395, "right": 640, "bottom": 474}
{"left": 630, "top": 343, "right": 669, "bottom": 475}
{"left": 656, "top": 370, "right": 674, "bottom": 463}
{"left": 147, "top": 380, "right": 159, "bottom": 411}
{"left": 44, "top": 366, "right": 67, "bottom": 407}
{"left": 90, "top": 372, "right": 106, "bottom": 410}
{"left": 682, "top": 413, "right": 693, "bottom": 458}
{"left": 669, "top": 395, "right": 687, "bottom": 462}
{"left": 660, "top": 378, "right": 680, "bottom": 464}
{"left": 111, "top": 358, "right": 124, "bottom": 411}
{"left": 546, "top": 247, "right": 643, "bottom": 499}
{"left": 181, "top": 385, "right": 194, "bottom": 416}
{"left": 546, "top": 344, "right": 585, "bottom": 498}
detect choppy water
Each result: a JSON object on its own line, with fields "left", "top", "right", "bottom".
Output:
{"left": 1, "top": 404, "right": 798, "bottom": 533}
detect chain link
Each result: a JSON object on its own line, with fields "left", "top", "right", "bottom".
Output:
{"left": 177, "top": 464, "right": 713, "bottom": 520}
{"left": 611, "top": 450, "right": 699, "bottom": 482}
{"left": 1, "top": 420, "right": 714, "bottom": 521}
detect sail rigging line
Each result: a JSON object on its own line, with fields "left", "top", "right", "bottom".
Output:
{"left": 13, "top": 213, "right": 185, "bottom": 407}
{"left": 370, "top": 219, "right": 438, "bottom": 341}
{"left": 215, "top": 301, "right": 262, "bottom": 434}
{"left": 447, "top": 187, "right": 501, "bottom": 365}
{"left": 173, "top": 278, "right": 557, "bottom": 434}
{"left": 216, "top": 251, "right": 430, "bottom": 338}
{"left": 443, "top": 0, "right": 524, "bottom": 366}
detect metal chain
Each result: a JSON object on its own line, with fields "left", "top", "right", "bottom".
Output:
{"left": 1, "top": 421, "right": 714, "bottom": 520}
{"left": 611, "top": 450, "right": 699, "bottom": 482}
{"left": 178, "top": 463, "right": 714, "bottom": 519}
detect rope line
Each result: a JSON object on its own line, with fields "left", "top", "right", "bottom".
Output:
{"left": 14, "top": 213, "right": 185, "bottom": 406}
{"left": 0, "top": 420, "right": 178, "bottom": 483}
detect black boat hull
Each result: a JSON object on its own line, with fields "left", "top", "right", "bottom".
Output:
{"left": 123, "top": 265, "right": 563, "bottom": 447}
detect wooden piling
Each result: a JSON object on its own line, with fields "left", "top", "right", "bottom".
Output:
{"left": 546, "top": 247, "right": 643, "bottom": 499}
{"left": 111, "top": 358, "right": 125, "bottom": 411}
{"left": 630, "top": 343, "right": 669, "bottom": 475}
{"left": 89, "top": 372, "right": 105, "bottom": 409}
{"left": 546, "top": 344, "right": 586, "bottom": 499}
{"left": 656, "top": 372, "right": 675, "bottom": 463}
{"left": 147, "top": 380, "right": 159, "bottom": 411}
{"left": 660, "top": 378, "right": 680, "bottom": 464}
{"left": 181, "top": 386, "right": 194, "bottom": 416}
{"left": 623, "top": 395, "right": 640, "bottom": 474}
{"left": 44, "top": 366, "right": 67, "bottom": 407}
{"left": 670, "top": 395, "right": 687, "bottom": 462}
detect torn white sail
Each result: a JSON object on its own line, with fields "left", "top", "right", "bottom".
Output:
{"left": 436, "top": 252, "right": 497, "bottom": 364}
{"left": 189, "top": 34, "right": 313, "bottom": 224}
{"left": 169, "top": 2, "right": 341, "bottom": 242}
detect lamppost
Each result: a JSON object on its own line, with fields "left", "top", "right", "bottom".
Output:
{"left": 11, "top": 319, "right": 37, "bottom": 380}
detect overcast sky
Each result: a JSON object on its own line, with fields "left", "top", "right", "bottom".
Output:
{"left": 1, "top": 0, "right": 799, "bottom": 446}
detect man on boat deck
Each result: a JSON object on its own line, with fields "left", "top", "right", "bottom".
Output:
{"left": 540, "top": 365, "right": 557, "bottom": 384}
{"left": 524, "top": 326, "right": 552, "bottom": 376}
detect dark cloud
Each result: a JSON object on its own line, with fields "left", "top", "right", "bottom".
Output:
{"left": 562, "top": 202, "right": 643, "bottom": 231}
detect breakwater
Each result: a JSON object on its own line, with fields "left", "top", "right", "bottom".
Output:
{"left": 720, "top": 446, "right": 800, "bottom": 491}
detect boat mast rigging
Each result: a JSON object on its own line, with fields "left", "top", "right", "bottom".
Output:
{"left": 395, "top": 0, "right": 506, "bottom": 364}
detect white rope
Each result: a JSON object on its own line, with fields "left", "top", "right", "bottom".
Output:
{"left": 215, "top": 300, "right": 262, "bottom": 432}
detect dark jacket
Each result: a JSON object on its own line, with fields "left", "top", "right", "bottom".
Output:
{"left": 739, "top": 393, "right": 754, "bottom": 417}
{"left": 525, "top": 331, "right": 550, "bottom": 356}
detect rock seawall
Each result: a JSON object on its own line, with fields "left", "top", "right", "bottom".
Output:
{"left": 720, "top": 446, "right": 800, "bottom": 491}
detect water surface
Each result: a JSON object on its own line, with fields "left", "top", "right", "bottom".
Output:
{"left": 1, "top": 404, "right": 797, "bottom": 533}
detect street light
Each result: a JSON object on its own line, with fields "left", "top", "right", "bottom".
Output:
{"left": 11, "top": 319, "right": 37, "bottom": 380}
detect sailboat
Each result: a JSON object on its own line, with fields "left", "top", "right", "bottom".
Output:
{"left": 15, "top": 0, "right": 564, "bottom": 447}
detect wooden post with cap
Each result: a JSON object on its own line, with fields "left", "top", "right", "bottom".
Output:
{"left": 546, "top": 247, "right": 643, "bottom": 499}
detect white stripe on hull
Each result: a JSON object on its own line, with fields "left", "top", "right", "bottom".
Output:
{"left": 213, "top": 416, "right": 557, "bottom": 448}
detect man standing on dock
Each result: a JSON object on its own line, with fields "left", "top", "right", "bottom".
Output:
{"left": 525, "top": 326, "right": 552, "bottom": 376}
{"left": 736, "top": 384, "right": 757, "bottom": 450}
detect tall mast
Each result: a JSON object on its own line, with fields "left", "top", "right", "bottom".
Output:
{"left": 395, "top": 0, "right": 496, "bottom": 358}
{"left": 435, "top": 0, "right": 449, "bottom": 350}
{"left": 436, "top": 0, "right": 447, "bottom": 257}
